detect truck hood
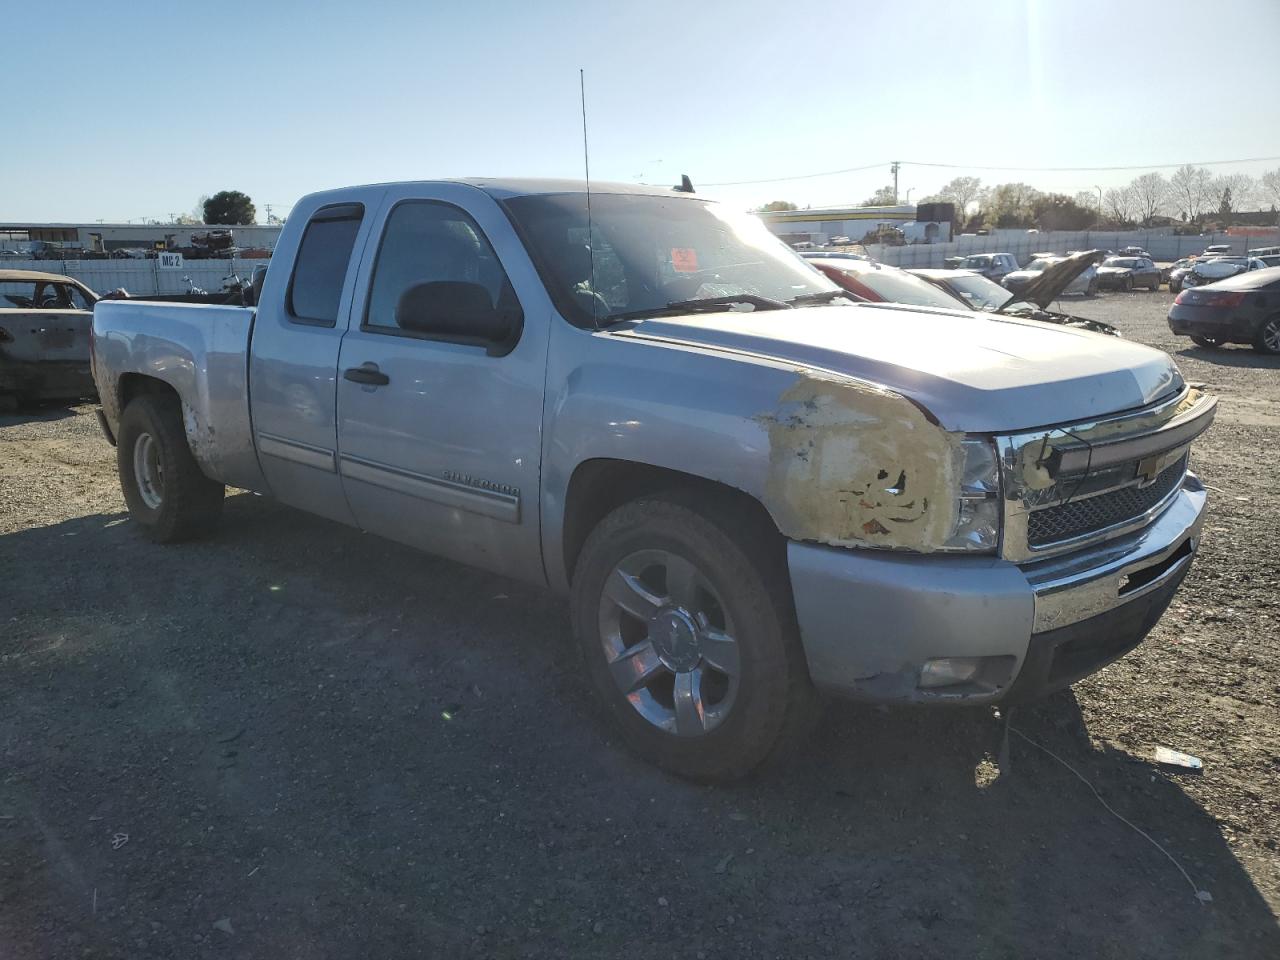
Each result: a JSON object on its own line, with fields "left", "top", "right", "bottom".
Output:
{"left": 615, "top": 302, "right": 1181, "bottom": 433}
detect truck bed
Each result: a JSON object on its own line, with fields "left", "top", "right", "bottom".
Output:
{"left": 92, "top": 300, "right": 265, "bottom": 492}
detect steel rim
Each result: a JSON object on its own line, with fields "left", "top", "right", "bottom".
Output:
{"left": 132, "top": 432, "right": 164, "bottom": 510}
{"left": 598, "top": 549, "right": 740, "bottom": 737}
{"left": 1264, "top": 320, "right": 1280, "bottom": 352}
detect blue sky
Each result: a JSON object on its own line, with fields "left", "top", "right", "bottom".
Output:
{"left": 3, "top": 0, "right": 1278, "bottom": 221}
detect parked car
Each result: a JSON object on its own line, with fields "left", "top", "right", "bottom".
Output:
{"left": 1167, "top": 259, "right": 1201, "bottom": 294}
{"left": 91, "top": 178, "right": 1215, "bottom": 781}
{"left": 0, "top": 269, "right": 99, "bottom": 406}
{"left": 798, "top": 251, "right": 868, "bottom": 262}
{"left": 1168, "top": 266, "right": 1280, "bottom": 352}
{"left": 1181, "top": 256, "right": 1268, "bottom": 288}
{"left": 1256, "top": 254, "right": 1280, "bottom": 269}
{"left": 1119, "top": 246, "right": 1151, "bottom": 259}
{"left": 957, "top": 252, "right": 1019, "bottom": 281}
{"left": 908, "top": 252, "right": 1119, "bottom": 335}
{"left": 1202, "top": 244, "right": 1232, "bottom": 257}
{"left": 805, "top": 258, "right": 969, "bottom": 310}
{"left": 1247, "top": 245, "right": 1280, "bottom": 258}
{"left": 1001, "top": 257, "right": 1098, "bottom": 297}
{"left": 1095, "top": 256, "right": 1161, "bottom": 291}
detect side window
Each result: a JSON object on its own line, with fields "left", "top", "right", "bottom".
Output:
{"left": 0, "top": 281, "right": 38, "bottom": 308}
{"left": 67, "top": 286, "right": 94, "bottom": 310}
{"left": 364, "top": 200, "right": 521, "bottom": 344}
{"left": 287, "top": 203, "right": 364, "bottom": 326}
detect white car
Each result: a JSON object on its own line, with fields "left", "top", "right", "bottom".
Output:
{"left": 1182, "top": 256, "right": 1269, "bottom": 288}
{"left": 1002, "top": 257, "right": 1098, "bottom": 297}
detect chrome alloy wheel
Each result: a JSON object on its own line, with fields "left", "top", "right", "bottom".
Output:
{"left": 132, "top": 431, "right": 164, "bottom": 509}
{"left": 598, "top": 549, "right": 740, "bottom": 736}
{"left": 1262, "top": 318, "right": 1280, "bottom": 353}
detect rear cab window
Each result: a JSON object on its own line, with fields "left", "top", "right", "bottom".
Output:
{"left": 287, "top": 203, "right": 365, "bottom": 326}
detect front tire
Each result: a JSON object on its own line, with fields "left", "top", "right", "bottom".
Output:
{"left": 1122, "top": 275, "right": 1134, "bottom": 292}
{"left": 570, "top": 493, "right": 816, "bottom": 782}
{"left": 116, "top": 393, "right": 224, "bottom": 542}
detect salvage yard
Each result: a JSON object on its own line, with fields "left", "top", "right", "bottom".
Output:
{"left": 2, "top": 292, "right": 1278, "bottom": 958}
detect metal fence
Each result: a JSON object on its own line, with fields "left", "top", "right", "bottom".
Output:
{"left": 1, "top": 257, "right": 269, "bottom": 296}
{"left": 863, "top": 229, "right": 1280, "bottom": 269}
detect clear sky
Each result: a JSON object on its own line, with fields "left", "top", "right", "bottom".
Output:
{"left": 3, "top": 0, "right": 1279, "bottom": 222}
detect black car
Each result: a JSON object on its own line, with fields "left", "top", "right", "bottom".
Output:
{"left": 1167, "top": 266, "right": 1280, "bottom": 353}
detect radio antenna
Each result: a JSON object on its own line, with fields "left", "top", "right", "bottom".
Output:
{"left": 579, "top": 68, "right": 599, "bottom": 328}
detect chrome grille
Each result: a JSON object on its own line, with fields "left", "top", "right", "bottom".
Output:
{"left": 1027, "top": 455, "right": 1187, "bottom": 547}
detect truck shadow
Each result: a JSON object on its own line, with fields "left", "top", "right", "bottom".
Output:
{"left": 0, "top": 398, "right": 85, "bottom": 425}
{"left": 1, "top": 493, "right": 1276, "bottom": 959}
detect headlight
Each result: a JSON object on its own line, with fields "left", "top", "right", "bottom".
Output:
{"left": 941, "top": 438, "right": 1001, "bottom": 552}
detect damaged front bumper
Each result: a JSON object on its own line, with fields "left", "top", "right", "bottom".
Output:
{"left": 787, "top": 474, "right": 1206, "bottom": 704}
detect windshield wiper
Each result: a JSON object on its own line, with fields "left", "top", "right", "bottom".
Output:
{"left": 787, "top": 290, "right": 851, "bottom": 306}
{"left": 600, "top": 293, "right": 792, "bottom": 324}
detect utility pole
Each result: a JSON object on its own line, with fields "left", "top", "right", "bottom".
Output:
{"left": 265, "top": 203, "right": 273, "bottom": 224}
{"left": 891, "top": 161, "right": 900, "bottom": 204}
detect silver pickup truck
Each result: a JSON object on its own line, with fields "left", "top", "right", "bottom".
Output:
{"left": 92, "top": 179, "right": 1216, "bottom": 781}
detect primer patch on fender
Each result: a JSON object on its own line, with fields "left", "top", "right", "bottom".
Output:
{"left": 757, "top": 372, "right": 964, "bottom": 551}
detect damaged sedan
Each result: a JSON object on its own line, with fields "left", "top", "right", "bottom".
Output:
{"left": 0, "top": 269, "right": 98, "bottom": 407}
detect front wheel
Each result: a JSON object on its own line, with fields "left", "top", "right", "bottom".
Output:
{"left": 571, "top": 494, "right": 816, "bottom": 782}
{"left": 1122, "top": 275, "right": 1134, "bottom": 292}
{"left": 116, "top": 393, "right": 224, "bottom": 542}
{"left": 1254, "top": 317, "right": 1280, "bottom": 355}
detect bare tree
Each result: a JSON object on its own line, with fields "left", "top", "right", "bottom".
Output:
{"left": 936, "top": 176, "right": 985, "bottom": 215}
{"left": 1262, "top": 167, "right": 1280, "bottom": 208}
{"left": 1167, "top": 164, "right": 1213, "bottom": 220}
{"left": 1074, "top": 190, "right": 1100, "bottom": 213}
{"left": 1211, "top": 173, "right": 1259, "bottom": 214}
{"left": 1103, "top": 186, "right": 1137, "bottom": 223}
{"left": 1128, "top": 172, "right": 1167, "bottom": 224}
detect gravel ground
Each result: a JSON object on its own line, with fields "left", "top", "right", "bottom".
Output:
{"left": 2, "top": 291, "right": 1278, "bottom": 959}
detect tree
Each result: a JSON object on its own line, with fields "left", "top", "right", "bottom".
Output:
{"left": 174, "top": 213, "right": 202, "bottom": 225}
{"left": 758, "top": 200, "right": 797, "bottom": 212}
{"left": 1103, "top": 186, "right": 1137, "bottom": 224}
{"left": 1167, "top": 164, "right": 1212, "bottom": 221}
{"left": 862, "top": 185, "right": 898, "bottom": 206}
{"left": 202, "top": 190, "right": 256, "bottom": 225}
{"left": 935, "top": 176, "right": 985, "bottom": 216}
{"left": 1262, "top": 167, "right": 1280, "bottom": 208}
{"left": 1210, "top": 173, "right": 1257, "bottom": 215}
{"left": 981, "top": 182, "right": 1042, "bottom": 227}
{"left": 1128, "top": 172, "right": 1167, "bottom": 225}
{"left": 1032, "top": 193, "right": 1096, "bottom": 231}
{"left": 1074, "top": 190, "right": 1101, "bottom": 214}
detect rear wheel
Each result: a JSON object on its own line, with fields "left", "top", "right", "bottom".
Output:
{"left": 1254, "top": 317, "right": 1280, "bottom": 355}
{"left": 570, "top": 493, "right": 816, "bottom": 782}
{"left": 1190, "top": 335, "right": 1223, "bottom": 349}
{"left": 116, "top": 393, "right": 224, "bottom": 542}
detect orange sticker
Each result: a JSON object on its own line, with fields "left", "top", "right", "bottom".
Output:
{"left": 671, "top": 248, "right": 699, "bottom": 273}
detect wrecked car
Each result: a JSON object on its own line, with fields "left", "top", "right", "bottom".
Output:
{"left": 91, "top": 180, "right": 1214, "bottom": 781}
{"left": 0, "top": 269, "right": 98, "bottom": 406}
{"left": 908, "top": 254, "right": 1120, "bottom": 335}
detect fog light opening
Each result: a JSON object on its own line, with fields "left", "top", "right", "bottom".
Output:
{"left": 919, "top": 657, "right": 985, "bottom": 689}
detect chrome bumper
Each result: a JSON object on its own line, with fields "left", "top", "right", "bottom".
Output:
{"left": 787, "top": 475, "right": 1206, "bottom": 704}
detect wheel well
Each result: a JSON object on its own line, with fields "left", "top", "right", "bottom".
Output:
{"left": 118, "top": 373, "right": 179, "bottom": 411}
{"left": 561, "top": 459, "right": 781, "bottom": 584}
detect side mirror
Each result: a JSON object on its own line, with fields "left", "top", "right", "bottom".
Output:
{"left": 395, "top": 281, "right": 521, "bottom": 356}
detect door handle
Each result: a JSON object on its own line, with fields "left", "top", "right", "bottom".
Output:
{"left": 343, "top": 363, "right": 390, "bottom": 386}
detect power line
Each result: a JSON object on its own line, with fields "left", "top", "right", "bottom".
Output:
{"left": 700, "top": 155, "right": 1280, "bottom": 187}
{"left": 702, "top": 161, "right": 887, "bottom": 187}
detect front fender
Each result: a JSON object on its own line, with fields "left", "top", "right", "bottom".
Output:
{"left": 540, "top": 327, "right": 965, "bottom": 591}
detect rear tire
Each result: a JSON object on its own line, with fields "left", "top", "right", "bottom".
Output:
{"left": 1253, "top": 317, "right": 1280, "bottom": 355}
{"left": 116, "top": 393, "right": 224, "bottom": 542}
{"left": 570, "top": 492, "right": 817, "bottom": 782}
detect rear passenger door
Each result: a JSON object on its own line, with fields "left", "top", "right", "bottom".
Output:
{"left": 334, "top": 185, "right": 550, "bottom": 583}
{"left": 249, "top": 197, "right": 381, "bottom": 525}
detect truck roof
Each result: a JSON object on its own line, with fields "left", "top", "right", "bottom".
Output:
{"left": 308, "top": 178, "right": 706, "bottom": 203}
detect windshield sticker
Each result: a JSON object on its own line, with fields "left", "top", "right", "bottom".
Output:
{"left": 671, "top": 248, "right": 699, "bottom": 273}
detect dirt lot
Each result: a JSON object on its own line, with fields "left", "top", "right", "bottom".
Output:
{"left": 2, "top": 291, "right": 1278, "bottom": 959}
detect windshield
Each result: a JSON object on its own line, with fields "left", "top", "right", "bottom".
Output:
{"left": 1022, "top": 259, "right": 1055, "bottom": 273}
{"left": 961, "top": 255, "right": 991, "bottom": 268}
{"left": 817, "top": 262, "right": 963, "bottom": 310}
{"left": 1104, "top": 258, "right": 1141, "bottom": 267}
{"left": 501, "top": 192, "right": 838, "bottom": 325}
{"left": 938, "top": 272, "right": 1014, "bottom": 311}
